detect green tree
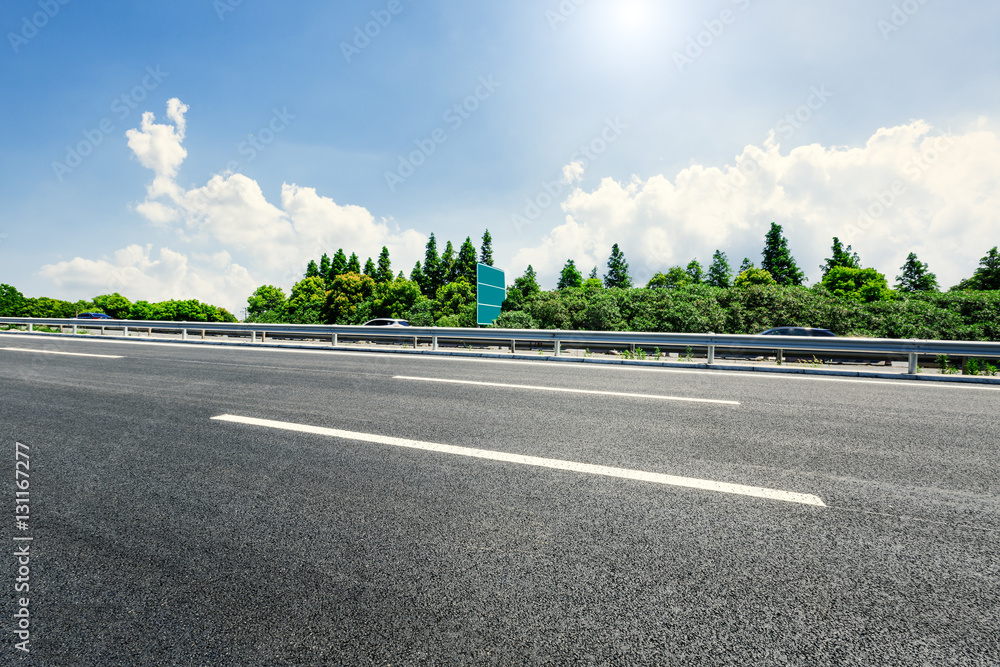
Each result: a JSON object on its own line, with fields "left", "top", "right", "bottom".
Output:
{"left": 128, "top": 300, "right": 153, "bottom": 320}
{"left": 455, "top": 237, "right": 478, "bottom": 285}
{"left": 347, "top": 252, "right": 361, "bottom": 275}
{"left": 480, "top": 229, "right": 494, "bottom": 266}
{"left": 410, "top": 261, "right": 425, "bottom": 286}
{"left": 895, "top": 252, "right": 939, "bottom": 292}
{"left": 761, "top": 222, "right": 805, "bottom": 286}
{"left": 324, "top": 272, "right": 375, "bottom": 324}
{"left": 604, "top": 243, "right": 632, "bottom": 289}
{"left": 955, "top": 247, "right": 1000, "bottom": 290}
{"left": 589, "top": 266, "right": 599, "bottom": 280}
{"left": 246, "top": 285, "right": 286, "bottom": 319}
{"left": 738, "top": 257, "right": 755, "bottom": 273}
{"left": 92, "top": 293, "right": 132, "bottom": 319}
{"left": 434, "top": 279, "right": 476, "bottom": 326}
{"left": 422, "top": 233, "right": 442, "bottom": 296}
{"left": 331, "top": 249, "right": 348, "bottom": 278}
{"left": 372, "top": 278, "right": 423, "bottom": 319}
{"left": 363, "top": 257, "right": 376, "bottom": 278}
{"left": 504, "top": 265, "right": 541, "bottom": 311}
{"left": 557, "top": 259, "right": 583, "bottom": 289}
{"left": 685, "top": 259, "right": 704, "bottom": 284}
{"left": 821, "top": 266, "right": 894, "bottom": 303}
{"left": 647, "top": 267, "right": 691, "bottom": 289}
{"left": 375, "top": 246, "right": 393, "bottom": 283}
{"left": 820, "top": 237, "right": 861, "bottom": 277}
{"left": 305, "top": 259, "right": 320, "bottom": 279}
{"left": 733, "top": 268, "right": 777, "bottom": 289}
{"left": 706, "top": 250, "right": 733, "bottom": 288}
{"left": 441, "top": 240, "right": 457, "bottom": 283}
{"left": 0, "top": 284, "right": 26, "bottom": 316}
{"left": 319, "top": 253, "right": 331, "bottom": 280}
{"left": 285, "top": 277, "right": 328, "bottom": 323}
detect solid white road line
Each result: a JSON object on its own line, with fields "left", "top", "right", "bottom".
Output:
{"left": 0, "top": 347, "right": 123, "bottom": 359}
{"left": 393, "top": 375, "right": 741, "bottom": 405}
{"left": 211, "top": 414, "right": 825, "bottom": 507}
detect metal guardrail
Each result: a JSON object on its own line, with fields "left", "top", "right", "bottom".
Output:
{"left": 3, "top": 316, "right": 1000, "bottom": 374}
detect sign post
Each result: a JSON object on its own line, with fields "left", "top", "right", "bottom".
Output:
{"left": 476, "top": 263, "right": 506, "bottom": 326}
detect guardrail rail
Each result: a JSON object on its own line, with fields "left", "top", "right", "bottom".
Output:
{"left": 3, "top": 316, "right": 1000, "bottom": 376}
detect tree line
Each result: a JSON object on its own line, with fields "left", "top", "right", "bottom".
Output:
{"left": 0, "top": 287, "right": 236, "bottom": 322}
{"left": 246, "top": 230, "right": 496, "bottom": 326}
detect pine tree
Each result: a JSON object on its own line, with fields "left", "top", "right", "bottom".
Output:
{"left": 738, "top": 257, "right": 755, "bottom": 274}
{"left": 319, "top": 253, "right": 331, "bottom": 280}
{"left": 410, "top": 261, "right": 425, "bottom": 286}
{"left": 761, "top": 222, "right": 805, "bottom": 286}
{"left": 557, "top": 259, "right": 583, "bottom": 289}
{"left": 604, "top": 244, "right": 632, "bottom": 289}
{"left": 480, "top": 229, "right": 494, "bottom": 267}
{"left": 685, "top": 259, "right": 704, "bottom": 284}
{"left": 514, "top": 265, "right": 541, "bottom": 298}
{"left": 820, "top": 237, "right": 860, "bottom": 277}
{"left": 706, "top": 250, "right": 733, "bottom": 288}
{"left": 331, "top": 249, "right": 348, "bottom": 277}
{"left": 347, "top": 252, "right": 361, "bottom": 275}
{"left": 305, "top": 259, "right": 320, "bottom": 278}
{"left": 375, "top": 247, "right": 393, "bottom": 283}
{"left": 955, "top": 247, "right": 1000, "bottom": 290}
{"left": 895, "top": 252, "right": 938, "bottom": 292}
{"left": 422, "top": 234, "right": 442, "bottom": 295}
{"left": 589, "top": 266, "right": 598, "bottom": 280}
{"left": 363, "top": 258, "right": 376, "bottom": 278}
{"left": 441, "top": 240, "right": 457, "bottom": 283}
{"left": 456, "top": 237, "right": 478, "bottom": 284}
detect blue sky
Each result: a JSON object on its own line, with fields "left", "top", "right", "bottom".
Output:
{"left": 2, "top": 0, "right": 999, "bottom": 313}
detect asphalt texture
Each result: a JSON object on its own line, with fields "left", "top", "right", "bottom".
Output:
{"left": 1, "top": 333, "right": 998, "bottom": 665}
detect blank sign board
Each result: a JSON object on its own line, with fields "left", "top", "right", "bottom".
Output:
{"left": 477, "top": 263, "right": 506, "bottom": 325}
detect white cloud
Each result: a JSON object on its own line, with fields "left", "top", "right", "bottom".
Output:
{"left": 39, "top": 244, "right": 257, "bottom": 313}
{"left": 42, "top": 99, "right": 427, "bottom": 314}
{"left": 514, "top": 119, "right": 1000, "bottom": 289}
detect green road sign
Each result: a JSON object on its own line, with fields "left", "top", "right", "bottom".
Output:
{"left": 477, "top": 263, "right": 506, "bottom": 325}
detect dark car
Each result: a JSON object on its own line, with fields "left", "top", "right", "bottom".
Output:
{"left": 718, "top": 327, "right": 838, "bottom": 361}
{"left": 74, "top": 312, "right": 112, "bottom": 319}
{"left": 362, "top": 318, "right": 410, "bottom": 327}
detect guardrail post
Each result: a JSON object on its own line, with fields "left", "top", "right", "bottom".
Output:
{"left": 28, "top": 324, "right": 33, "bottom": 332}
{"left": 510, "top": 339, "right": 516, "bottom": 354}
{"left": 554, "top": 340, "right": 561, "bottom": 356}
{"left": 908, "top": 353, "right": 919, "bottom": 374}
{"left": 262, "top": 331, "right": 266, "bottom": 343}
{"left": 201, "top": 330, "right": 206, "bottom": 340}
{"left": 432, "top": 336, "right": 438, "bottom": 351}
{"left": 776, "top": 349, "right": 783, "bottom": 364}
{"left": 332, "top": 333, "right": 338, "bottom": 347}
{"left": 100, "top": 326, "right": 104, "bottom": 335}
{"left": 72, "top": 324, "right": 78, "bottom": 335}
{"left": 148, "top": 328, "right": 152, "bottom": 337}
{"left": 251, "top": 331, "right": 256, "bottom": 343}
{"left": 123, "top": 326, "right": 129, "bottom": 337}
{"left": 707, "top": 345, "right": 715, "bottom": 364}
{"left": 182, "top": 329, "right": 188, "bottom": 340}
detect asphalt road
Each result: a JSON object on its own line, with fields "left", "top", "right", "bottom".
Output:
{"left": 1, "top": 333, "right": 998, "bottom": 665}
